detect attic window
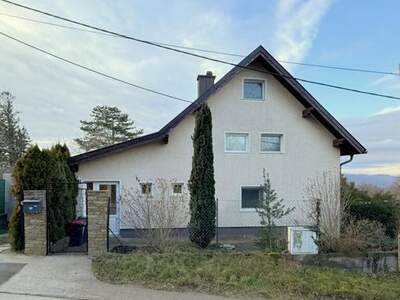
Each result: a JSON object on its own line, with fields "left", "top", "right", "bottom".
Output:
{"left": 243, "top": 79, "right": 265, "bottom": 100}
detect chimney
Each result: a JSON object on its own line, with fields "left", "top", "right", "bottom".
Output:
{"left": 197, "top": 71, "right": 215, "bottom": 97}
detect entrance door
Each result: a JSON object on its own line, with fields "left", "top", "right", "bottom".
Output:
{"left": 93, "top": 182, "right": 120, "bottom": 235}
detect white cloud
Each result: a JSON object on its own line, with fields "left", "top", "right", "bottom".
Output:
{"left": 342, "top": 108, "right": 400, "bottom": 175}
{"left": 343, "top": 164, "right": 400, "bottom": 176}
{"left": 273, "top": 0, "right": 332, "bottom": 65}
{"left": 374, "top": 105, "right": 400, "bottom": 116}
{"left": 370, "top": 73, "right": 400, "bottom": 92}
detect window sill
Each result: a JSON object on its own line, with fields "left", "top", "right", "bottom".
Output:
{"left": 259, "top": 151, "right": 284, "bottom": 154}
{"left": 240, "top": 208, "right": 258, "bottom": 212}
{"left": 224, "top": 151, "right": 249, "bottom": 154}
{"left": 240, "top": 97, "right": 265, "bottom": 101}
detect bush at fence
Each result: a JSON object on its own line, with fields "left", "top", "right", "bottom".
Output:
{"left": 342, "top": 177, "right": 400, "bottom": 239}
{"left": 9, "top": 144, "right": 78, "bottom": 251}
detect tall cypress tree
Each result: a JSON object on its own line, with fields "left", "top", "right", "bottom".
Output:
{"left": 188, "top": 103, "right": 215, "bottom": 248}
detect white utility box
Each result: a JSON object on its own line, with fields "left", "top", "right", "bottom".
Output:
{"left": 287, "top": 226, "right": 318, "bottom": 255}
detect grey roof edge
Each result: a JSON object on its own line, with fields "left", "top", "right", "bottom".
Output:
{"left": 69, "top": 45, "right": 366, "bottom": 166}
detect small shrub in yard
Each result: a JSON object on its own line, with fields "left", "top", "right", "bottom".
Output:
{"left": 338, "top": 219, "right": 394, "bottom": 254}
{"left": 342, "top": 176, "right": 400, "bottom": 238}
{"left": 256, "top": 169, "right": 294, "bottom": 251}
{"left": 305, "top": 170, "right": 347, "bottom": 253}
{"left": 121, "top": 178, "right": 188, "bottom": 252}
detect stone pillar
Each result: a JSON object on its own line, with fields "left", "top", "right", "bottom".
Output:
{"left": 24, "top": 190, "right": 47, "bottom": 256}
{"left": 87, "top": 190, "right": 110, "bottom": 257}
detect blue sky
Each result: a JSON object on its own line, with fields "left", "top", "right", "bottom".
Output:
{"left": 0, "top": 0, "right": 399, "bottom": 175}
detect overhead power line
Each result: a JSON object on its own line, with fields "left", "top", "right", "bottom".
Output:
{"left": 0, "top": 31, "right": 192, "bottom": 104}
{"left": 2, "top": 0, "right": 400, "bottom": 101}
{"left": 0, "top": 11, "right": 398, "bottom": 77}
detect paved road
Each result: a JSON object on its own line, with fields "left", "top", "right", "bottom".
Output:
{"left": 0, "top": 253, "right": 245, "bottom": 300}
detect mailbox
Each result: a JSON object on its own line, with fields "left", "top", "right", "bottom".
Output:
{"left": 23, "top": 199, "right": 42, "bottom": 214}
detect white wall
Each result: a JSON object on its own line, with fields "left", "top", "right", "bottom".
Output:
{"left": 76, "top": 67, "right": 340, "bottom": 229}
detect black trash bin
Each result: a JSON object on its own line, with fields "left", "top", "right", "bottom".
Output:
{"left": 68, "top": 218, "right": 87, "bottom": 247}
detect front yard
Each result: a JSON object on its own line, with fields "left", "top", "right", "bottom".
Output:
{"left": 92, "top": 247, "right": 400, "bottom": 300}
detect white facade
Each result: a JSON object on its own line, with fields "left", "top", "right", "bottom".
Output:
{"left": 75, "top": 66, "right": 341, "bottom": 233}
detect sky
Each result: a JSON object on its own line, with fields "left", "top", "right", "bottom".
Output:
{"left": 0, "top": 0, "right": 399, "bottom": 176}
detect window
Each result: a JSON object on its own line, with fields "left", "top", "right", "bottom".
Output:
{"left": 140, "top": 183, "right": 152, "bottom": 195}
{"left": 260, "top": 134, "right": 283, "bottom": 152}
{"left": 225, "top": 133, "right": 249, "bottom": 152}
{"left": 99, "top": 184, "right": 117, "bottom": 215}
{"left": 86, "top": 182, "right": 93, "bottom": 190}
{"left": 241, "top": 187, "right": 261, "bottom": 209}
{"left": 172, "top": 183, "right": 183, "bottom": 194}
{"left": 243, "top": 79, "right": 265, "bottom": 100}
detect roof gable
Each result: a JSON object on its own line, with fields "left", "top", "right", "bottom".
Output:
{"left": 69, "top": 46, "right": 366, "bottom": 166}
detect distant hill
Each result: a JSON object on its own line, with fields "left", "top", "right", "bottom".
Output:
{"left": 345, "top": 174, "right": 398, "bottom": 188}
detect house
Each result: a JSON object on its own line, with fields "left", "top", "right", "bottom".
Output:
{"left": 69, "top": 46, "right": 366, "bottom": 237}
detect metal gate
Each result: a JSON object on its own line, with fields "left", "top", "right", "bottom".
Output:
{"left": 47, "top": 184, "right": 88, "bottom": 254}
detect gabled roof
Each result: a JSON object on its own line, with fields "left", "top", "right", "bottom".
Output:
{"left": 69, "top": 46, "right": 366, "bottom": 167}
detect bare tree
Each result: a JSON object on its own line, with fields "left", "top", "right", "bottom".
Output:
{"left": 121, "top": 178, "right": 189, "bottom": 251}
{"left": 304, "top": 169, "right": 351, "bottom": 252}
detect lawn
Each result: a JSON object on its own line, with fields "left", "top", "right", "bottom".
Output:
{"left": 92, "top": 247, "right": 400, "bottom": 300}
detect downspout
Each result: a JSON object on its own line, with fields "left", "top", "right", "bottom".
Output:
{"left": 340, "top": 154, "right": 354, "bottom": 174}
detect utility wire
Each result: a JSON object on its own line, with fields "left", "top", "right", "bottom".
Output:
{"left": 0, "top": 31, "right": 191, "bottom": 104}
{"left": 2, "top": 0, "right": 400, "bottom": 101}
{"left": 0, "top": 11, "right": 398, "bottom": 76}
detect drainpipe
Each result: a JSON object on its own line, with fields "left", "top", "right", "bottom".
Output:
{"left": 340, "top": 154, "right": 354, "bottom": 175}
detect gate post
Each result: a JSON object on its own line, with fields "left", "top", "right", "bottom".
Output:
{"left": 87, "top": 190, "right": 110, "bottom": 257}
{"left": 23, "top": 190, "right": 47, "bottom": 256}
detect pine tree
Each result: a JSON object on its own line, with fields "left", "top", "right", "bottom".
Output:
{"left": 188, "top": 103, "right": 215, "bottom": 248}
{"left": 75, "top": 105, "right": 143, "bottom": 151}
{"left": 256, "top": 169, "right": 294, "bottom": 250}
{"left": 0, "top": 91, "right": 30, "bottom": 173}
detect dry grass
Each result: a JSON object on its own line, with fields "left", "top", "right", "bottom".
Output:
{"left": 92, "top": 247, "right": 400, "bottom": 299}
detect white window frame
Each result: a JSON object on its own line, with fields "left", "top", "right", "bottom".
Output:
{"left": 259, "top": 132, "right": 285, "bottom": 154}
{"left": 240, "top": 185, "right": 261, "bottom": 212}
{"left": 171, "top": 182, "right": 184, "bottom": 195}
{"left": 224, "top": 132, "right": 250, "bottom": 153}
{"left": 241, "top": 77, "right": 266, "bottom": 101}
{"left": 140, "top": 182, "right": 153, "bottom": 196}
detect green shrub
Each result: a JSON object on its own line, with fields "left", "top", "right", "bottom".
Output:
{"left": 338, "top": 219, "right": 393, "bottom": 254}
{"left": 348, "top": 192, "right": 399, "bottom": 238}
{"left": 342, "top": 177, "right": 400, "bottom": 238}
{"left": 8, "top": 144, "right": 78, "bottom": 251}
{"left": 8, "top": 203, "right": 23, "bottom": 251}
{"left": 256, "top": 169, "right": 294, "bottom": 251}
